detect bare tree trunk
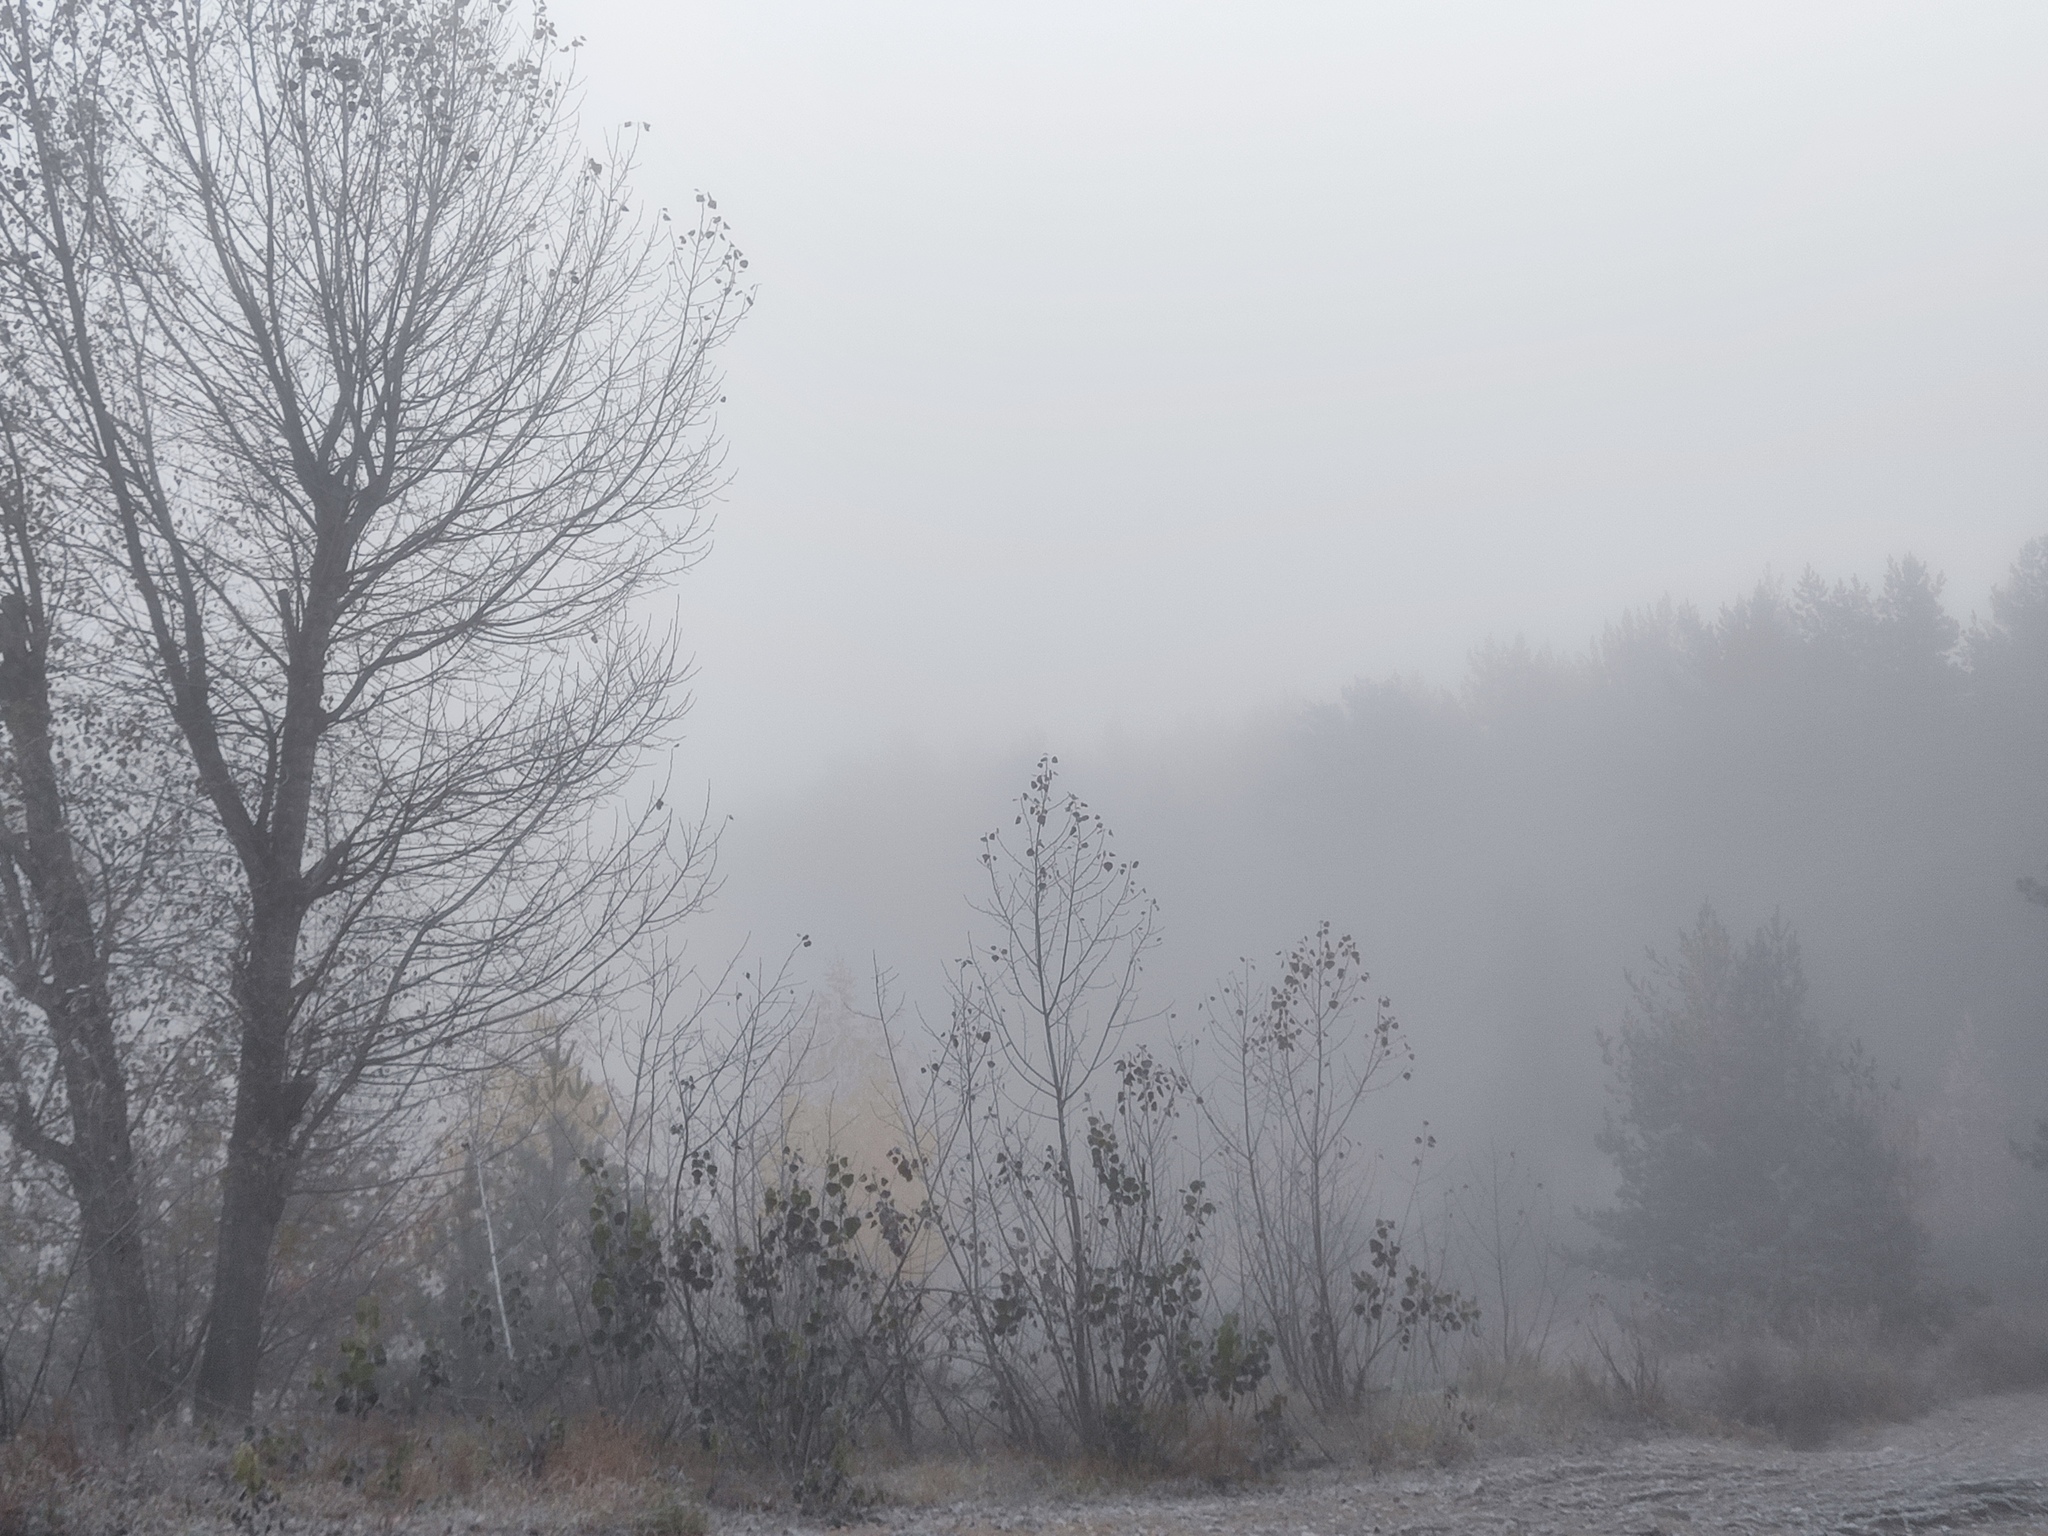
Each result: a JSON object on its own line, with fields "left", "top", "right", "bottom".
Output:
{"left": 189, "top": 574, "right": 336, "bottom": 1415}
{"left": 72, "top": 1153, "right": 163, "bottom": 1429}
{"left": 0, "top": 585, "right": 166, "bottom": 1428}
{"left": 0, "top": 1, "right": 180, "bottom": 1435}
{"left": 193, "top": 943, "right": 310, "bottom": 1416}
{"left": 194, "top": 1133, "right": 292, "bottom": 1417}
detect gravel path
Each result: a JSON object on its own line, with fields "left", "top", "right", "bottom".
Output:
{"left": 765, "top": 1390, "right": 2048, "bottom": 1536}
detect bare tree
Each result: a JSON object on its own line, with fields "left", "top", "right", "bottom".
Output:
{"left": 891, "top": 757, "right": 1215, "bottom": 1459}
{"left": 0, "top": 9, "right": 215, "bottom": 1429}
{"left": 1203, "top": 923, "right": 1470, "bottom": 1418}
{"left": 0, "top": 0, "right": 743, "bottom": 1415}
{"left": 1447, "top": 1141, "right": 1566, "bottom": 1373}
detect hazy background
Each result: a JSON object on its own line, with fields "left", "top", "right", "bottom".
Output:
{"left": 546, "top": 3, "right": 2048, "bottom": 1284}
{"left": 553, "top": 1, "right": 2046, "bottom": 790}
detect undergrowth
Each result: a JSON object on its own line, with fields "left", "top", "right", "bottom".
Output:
{"left": 4, "top": 1304, "right": 2046, "bottom": 1533}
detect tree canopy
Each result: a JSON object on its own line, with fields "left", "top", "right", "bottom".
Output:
{"left": 1591, "top": 907, "right": 1928, "bottom": 1323}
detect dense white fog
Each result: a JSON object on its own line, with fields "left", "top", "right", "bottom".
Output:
{"left": 4, "top": 0, "right": 2045, "bottom": 1490}
{"left": 529, "top": 0, "right": 2048, "bottom": 1294}
{"left": 686, "top": 553, "right": 2048, "bottom": 1298}
{"left": 551, "top": 1, "right": 2048, "bottom": 801}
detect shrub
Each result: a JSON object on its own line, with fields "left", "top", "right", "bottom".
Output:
{"left": 897, "top": 758, "right": 1265, "bottom": 1462}
{"left": 1204, "top": 924, "right": 1475, "bottom": 1419}
{"left": 1936, "top": 1306, "right": 2048, "bottom": 1395}
{"left": 1708, "top": 1314, "right": 1921, "bottom": 1447}
{"left": 676, "top": 1148, "right": 916, "bottom": 1505}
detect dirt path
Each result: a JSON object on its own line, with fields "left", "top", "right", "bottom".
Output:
{"left": 782, "top": 1390, "right": 2048, "bottom": 1536}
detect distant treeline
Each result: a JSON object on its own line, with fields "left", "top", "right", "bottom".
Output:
{"left": 1103, "top": 545, "right": 2048, "bottom": 1251}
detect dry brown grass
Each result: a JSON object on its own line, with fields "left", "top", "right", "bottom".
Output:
{"left": 0, "top": 1408, "right": 85, "bottom": 1536}
{"left": 1453, "top": 1310, "right": 1966, "bottom": 1455}
{"left": 434, "top": 1422, "right": 493, "bottom": 1498}
{"left": 0, "top": 1411, "right": 712, "bottom": 1536}
{"left": 542, "top": 1412, "right": 664, "bottom": 1488}
{"left": 847, "top": 1402, "right": 1287, "bottom": 1511}
{"left": 1458, "top": 1352, "right": 1629, "bottom": 1451}
{"left": 1173, "top": 1404, "right": 1267, "bottom": 1485}
{"left": 855, "top": 1443, "right": 1076, "bottom": 1507}
{"left": 12, "top": 1312, "right": 2039, "bottom": 1536}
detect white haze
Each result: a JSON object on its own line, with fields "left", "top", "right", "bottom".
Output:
{"left": 554, "top": 0, "right": 2047, "bottom": 804}
{"left": 541, "top": 4, "right": 2048, "bottom": 1271}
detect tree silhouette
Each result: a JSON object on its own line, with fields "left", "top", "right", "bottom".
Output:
{"left": 1592, "top": 907, "right": 1928, "bottom": 1323}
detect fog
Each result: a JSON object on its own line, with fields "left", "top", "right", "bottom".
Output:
{"left": 3, "top": 0, "right": 2045, "bottom": 1498}
{"left": 552, "top": 0, "right": 2047, "bottom": 800}
{"left": 685, "top": 559, "right": 2048, "bottom": 1293}
{"left": 525, "top": 3, "right": 2048, "bottom": 1289}
{"left": 549, "top": 2, "right": 2048, "bottom": 1265}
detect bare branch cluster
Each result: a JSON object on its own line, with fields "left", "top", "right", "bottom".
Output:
{"left": 0, "top": 0, "right": 741, "bottom": 1422}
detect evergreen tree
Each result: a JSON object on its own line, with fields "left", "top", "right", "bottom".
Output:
{"left": 1592, "top": 907, "right": 1928, "bottom": 1322}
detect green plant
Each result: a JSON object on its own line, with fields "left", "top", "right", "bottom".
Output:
{"left": 229, "top": 1441, "right": 264, "bottom": 1499}
{"left": 227, "top": 1437, "right": 282, "bottom": 1532}
{"left": 587, "top": 1157, "right": 670, "bottom": 1366}
{"left": 1203, "top": 1314, "right": 1273, "bottom": 1409}
{"left": 1252, "top": 1393, "right": 1297, "bottom": 1470}
{"left": 692, "top": 1150, "right": 898, "bottom": 1507}
{"left": 332, "top": 1299, "right": 388, "bottom": 1417}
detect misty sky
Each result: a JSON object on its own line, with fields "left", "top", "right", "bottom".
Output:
{"left": 551, "top": 2, "right": 2047, "bottom": 805}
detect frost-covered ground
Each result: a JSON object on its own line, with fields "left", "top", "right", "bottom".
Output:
{"left": 744, "top": 1390, "right": 2048, "bottom": 1536}
{"left": 28, "top": 1388, "right": 2048, "bottom": 1535}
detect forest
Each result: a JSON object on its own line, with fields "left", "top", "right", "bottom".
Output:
{"left": 0, "top": 0, "right": 2043, "bottom": 1529}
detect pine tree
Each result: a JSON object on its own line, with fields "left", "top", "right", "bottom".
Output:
{"left": 1592, "top": 907, "right": 1928, "bottom": 1322}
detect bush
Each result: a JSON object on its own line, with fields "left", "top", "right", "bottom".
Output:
{"left": 896, "top": 759, "right": 1264, "bottom": 1462}
{"left": 1708, "top": 1314, "right": 1922, "bottom": 1447}
{"left": 1935, "top": 1306, "right": 2048, "bottom": 1395}
{"left": 674, "top": 1148, "right": 919, "bottom": 1506}
{"left": 1203, "top": 925, "right": 1475, "bottom": 1420}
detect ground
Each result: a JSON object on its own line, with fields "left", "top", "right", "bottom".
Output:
{"left": 748, "top": 1389, "right": 2048, "bottom": 1536}
{"left": 28, "top": 1388, "right": 2048, "bottom": 1534}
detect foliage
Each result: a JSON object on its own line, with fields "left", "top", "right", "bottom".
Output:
{"left": 1349, "top": 1218, "right": 1480, "bottom": 1369}
{"left": 330, "top": 1300, "right": 389, "bottom": 1418}
{"left": 1591, "top": 907, "right": 1929, "bottom": 1323}
{"left": 675, "top": 1149, "right": 919, "bottom": 1504}
{"left": 587, "top": 1159, "right": 669, "bottom": 1368}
